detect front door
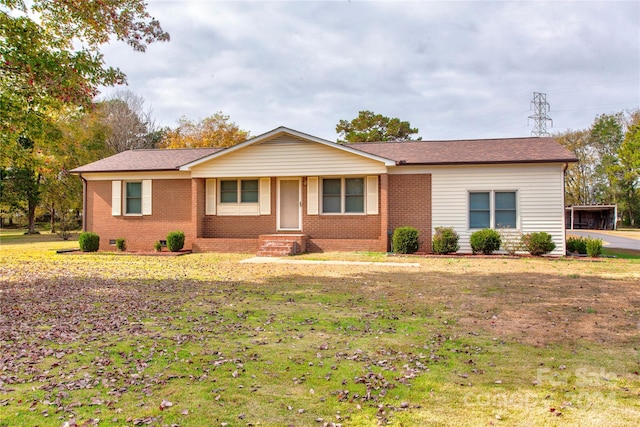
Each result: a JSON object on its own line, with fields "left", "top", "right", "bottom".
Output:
{"left": 278, "top": 179, "right": 301, "bottom": 230}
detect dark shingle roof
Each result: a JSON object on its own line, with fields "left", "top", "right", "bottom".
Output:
{"left": 349, "top": 137, "right": 577, "bottom": 165}
{"left": 70, "top": 148, "right": 222, "bottom": 173}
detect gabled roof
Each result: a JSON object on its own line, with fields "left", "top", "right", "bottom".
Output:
{"left": 178, "top": 126, "right": 396, "bottom": 170}
{"left": 349, "top": 137, "right": 577, "bottom": 165}
{"left": 70, "top": 147, "right": 222, "bottom": 173}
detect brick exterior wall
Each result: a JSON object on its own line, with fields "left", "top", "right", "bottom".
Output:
{"left": 85, "top": 174, "right": 431, "bottom": 253}
{"left": 86, "top": 179, "right": 195, "bottom": 251}
{"left": 388, "top": 174, "right": 432, "bottom": 252}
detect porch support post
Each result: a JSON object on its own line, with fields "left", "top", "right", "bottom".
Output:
{"left": 379, "top": 173, "right": 389, "bottom": 252}
{"left": 192, "top": 178, "right": 205, "bottom": 239}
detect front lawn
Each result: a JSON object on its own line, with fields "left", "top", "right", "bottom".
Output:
{"left": 1, "top": 235, "right": 639, "bottom": 426}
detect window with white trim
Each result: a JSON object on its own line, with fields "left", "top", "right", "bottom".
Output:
{"left": 469, "top": 191, "right": 517, "bottom": 229}
{"left": 125, "top": 182, "right": 142, "bottom": 215}
{"left": 220, "top": 179, "right": 259, "bottom": 204}
{"left": 322, "top": 177, "right": 365, "bottom": 214}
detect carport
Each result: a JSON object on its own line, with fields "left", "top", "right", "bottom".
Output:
{"left": 565, "top": 205, "right": 617, "bottom": 230}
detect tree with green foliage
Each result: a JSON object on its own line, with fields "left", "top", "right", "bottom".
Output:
{"left": 336, "top": 110, "right": 421, "bottom": 143}
{"left": 1, "top": 0, "right": 168, "bottom": 231}
{"left": 557, "top": 110, "right": 640, "bottom": 226}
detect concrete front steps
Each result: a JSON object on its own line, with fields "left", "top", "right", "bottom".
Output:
{"left": 257, "top": 234, "right": 307, "bottom": 257}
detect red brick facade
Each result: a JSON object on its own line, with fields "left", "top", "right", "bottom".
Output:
{"left": 85, "top": 173, "right": 432, "bottom": 254}
{"left": 388, "top": 174, "right": 432, "bottom": 252}
{"left": 87, "top": 179, "right": 195, "bottom": 252}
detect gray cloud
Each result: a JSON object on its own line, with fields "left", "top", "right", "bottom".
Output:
{"left": 99, "top": 1, "right": 640, "bottom": 141}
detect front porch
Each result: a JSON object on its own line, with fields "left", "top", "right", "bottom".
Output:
{"left": 192, "top": 234, "right": 386, "bottom": 256}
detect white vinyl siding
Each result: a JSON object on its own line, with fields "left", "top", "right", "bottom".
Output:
{"left": 189, "top": 136, "right": 386, "bottom": 177}
{"left": 112, "top": 181, "right": 122, "bottom": 216}
{"left": 429, "top": 164, "right": 566, "bottom": 255}
{"left": 206, "top": 179, "right": 216, "bottom": 215}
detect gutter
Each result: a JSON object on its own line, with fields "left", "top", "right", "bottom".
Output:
{"left": 79, "top": 173, "right": 87, "bottom": 232}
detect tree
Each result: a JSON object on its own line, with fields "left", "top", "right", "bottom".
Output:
{"left": 557, "top": 110, "right": 640, "bottom": 226}
{"left": 1, "top": 0, "right": 167, "bottom": 231}
{"left": 0, "top": 0, "right": 168, "bottom": 112}
{"left": 615, "top": 119, "right": 640, "bottom": 225}
{"left": 556, "top": 129, "right": 597, "bottom": 205}
{"left": 0, "top": 137, "right": 43, "bottom": 233}
{"left": 159, "top": 113, "right": 250, "bottom": 148}
{"left": 100, "top": 90, "right": 162, "bottom": 153}
{"left": 336, "top": 110, "right": 421, "bottom": 143}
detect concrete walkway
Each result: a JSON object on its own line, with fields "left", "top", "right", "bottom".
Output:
{"left": 240, "top": 257, "right": 420, "bottom": 267}
{"left": 568, "top": 231, "right": 640, "bottom": 250}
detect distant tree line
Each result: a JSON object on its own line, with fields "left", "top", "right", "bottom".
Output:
{"left": 556, "top": 110, "right": 640, "bottom": 227}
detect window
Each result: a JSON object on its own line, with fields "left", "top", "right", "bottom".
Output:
{"left": 495, "top": 191, "right": 516, "bottom": 228}
{"left": 322, "top": 179, "right": 341, "bottom": 213}
{"left": 125, "top": 182, "right": 142, "bottom": 214}
{"left": 469, "top": 191, "right": 517, "bottom": 229}
{"left": 469, "top": 192, "right": 490, "bottom": 228}
{"left": 220, "top": 180, "right": 238, "bottom": 203}
{"left": 345, "top": 178, "right": 364, "bottom": 213}
{"left": 322, "top": 177, "right": 364, "bottom": 214}
{"left": 241, "top": 180, "right": 259, "bottom": 203}
{"left": 220, "top": 179, "right": 259, "bottom": 203}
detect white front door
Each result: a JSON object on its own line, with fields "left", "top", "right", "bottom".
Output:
{"left": 278, "top": 178, "right": 301, "bottom": 230}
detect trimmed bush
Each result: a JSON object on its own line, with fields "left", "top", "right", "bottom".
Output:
{"left": 567, "top": 236, "right": 587, "bottom": 254}
{"left": 115, "top": 238, "right": 126, "bottom": 252}
{"left": 469, "top": 229, "right": 501, "bottom": 255}
{"left": 78, "top": 232, "right": 100, "bottom": 252}
{"left": 392, "top": 226, "right": 419, "bottom": 254}
{"left": 432, "top": 226, "right": 460, "bottom": 254}
{"left": 586, "top": 238, "right": 603, "bottom": 257}
{"left": 166, "top": 230, "right": 185, "bottom": 252}
{"left": 522, "top": 232, "right": 556, "bottom": 256}
{"left": 153, "top": 241, "right": 162, "bottom": 252}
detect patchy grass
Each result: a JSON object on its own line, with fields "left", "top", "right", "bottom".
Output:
{"left": 1, "top": 236, "right": 639, "bottom": 426}
{"left": 603, "top": 247, "right": 640, "bottom": 259}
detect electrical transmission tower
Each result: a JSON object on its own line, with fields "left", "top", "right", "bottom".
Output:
{"left": 528, "top": 92, "right": 553, "bottom": 137}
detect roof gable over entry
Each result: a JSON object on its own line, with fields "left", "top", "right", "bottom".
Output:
{"left": 183, "top": 127, "right": 394, "bottom": 178}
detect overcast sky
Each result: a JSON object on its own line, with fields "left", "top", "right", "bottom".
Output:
{"left": 99, "top": 0, "right": 640, "bottom": 141}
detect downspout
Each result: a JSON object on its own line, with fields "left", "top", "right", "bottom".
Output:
{"left": 562, "top": 163, "right": 569, "bottom": 253}
{"left": 80, "top": 174, "right": 87, "bottom": 232}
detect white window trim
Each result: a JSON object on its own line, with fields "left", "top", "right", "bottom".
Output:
{"left": 320, "top": 177, "right": 366, "bottom": 215}
{"left": 217, "top": 178, "right": 262, "bottom": 216}
{"left": 123, "top": 181, "right": 144, "bottom": 216}
{"left": 468, "top": 190, "right": 518, "bottom": 230}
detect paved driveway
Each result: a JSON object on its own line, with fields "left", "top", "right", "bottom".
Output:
{"left": 567, "top": 230, "right": 640, "bottom": 250}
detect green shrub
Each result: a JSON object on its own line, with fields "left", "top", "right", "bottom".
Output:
{"left": 166, "top": 230, "right": 185, "bottom": 252}
{"left": 469, "top": 229, "right": 501, "bottom": 255}
{"left": 567, "top": 236, "right": 587, "bottom": 254}
{"left": 115, "top": 238, "right": 126, "bottom": 251}
{"left": 586, "top": 238, "right": 603, "bottom": 257}
{"left": 522, "top": 232, "right": 556, "bottom": 256}
{"left": 432, "top": 226, "right": 459, "bottom": 254}
{"left": 153, "top": 241, "right": 162, "bottom": 252}
{"left": 78, "top": 232, "right": 100, "bottom": 252}
{"left": 392, "top": 226, "right": 419, "bottom": 254}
